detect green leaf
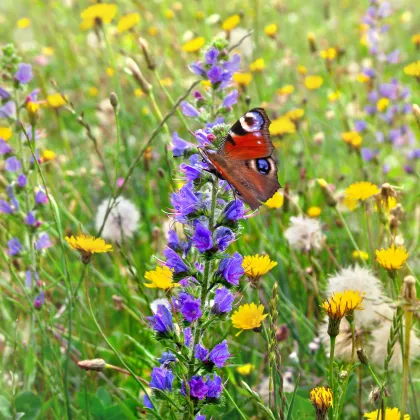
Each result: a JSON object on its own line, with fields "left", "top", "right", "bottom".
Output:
{"left": 103, "top": 405, "right": 124, "bottom": 419}
{"left": 290, "top": 395, "right": 313, "bottom": 418}
{"left": 96, "top": 387, "right": 111, "bottom": 407}
{"left": 0, "top": 396, "right": 12, "bottom": 419}
{"left": 14, "top": 392, "right": 41, "bottom": 420}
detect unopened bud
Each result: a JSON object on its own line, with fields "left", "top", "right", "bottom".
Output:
{"left": 307, "top": 32, "right": 317, "bottom": 53}
{"left": 339, "top": 370, "right": 348, "bottom": 380}
{"left": 318, "top": 178, "right": 337, "bottom": 207}
{"left": 357, "top": 348, "right": 369, "bottom": 365}
{"left": 138, "top": 37, "right": 156, "bottom": 70}
{"left": 110, "top": 92, "right": 118, "bottom": 110}
{"left": 125, "top": 57, "right": 152, "bottom": 94}
{"left": 275, "top": 324, "right": 290, "bottom": 342}
{"left": 78, "top": 358, "right": 107, "bottom": 371}
{"left": 402, "top": 275, "right": 416, "bottom": 301}
{"left": 369, "top": 386, "right": 390, "bottom": 404}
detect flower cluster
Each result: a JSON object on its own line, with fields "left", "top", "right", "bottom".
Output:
{"left": 0, "top": 45, "right": 54, "bottom": 309}
{"left": 144, "top": 41, "right": 268, "bottom": 418}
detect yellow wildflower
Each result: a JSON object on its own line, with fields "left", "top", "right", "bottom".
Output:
{"left": 135, "top": 88, "right": 144, "bottom": 97}
{"left": 182, "top": 37, "right": 205, "bottom": 53}
{"left": 88, "top": 87, "right": 99, "bottom": 97}
{"left": 297, "top": 65, "right": 308, "bottom": 75}
{"left": 0, "top": 127, "right": 12, "bottom": 141}
{"left": 264, "top": 191, "right": 284, "bottom": 209}
{"left": 310, "top": 387, "right": 333, "bottom": 417}
{"left": 233, "top": 72, "right": 253, "bottom": 87}
{"left": 305, "top": 75, "right": 323, "bottom": 90}
{"left": 364, "top": 407, "right": 410, "bottom": 420}
{"left": 328, "top": 91, "right": 341, "bottom": 102}
{"left": 376, "top": 245, "right": 408, "bottom": 271}
{"left": 231, "top": 303, "right": 268, "bottom": 336}
{"left": 411, "top": 34, "right": 420, "bottom": 46}
{"left": 41, "top": 149, "right": 56, "bottom": 162}
{"left": 342, "top": 196, "right": 358, "bottom": 211}
{"left": 195, "top": 11, "right": 205, "bottom": 21}
{"left": 26, "top": 101, "right": 40, "bottom": 123}
{"left": 277, "top": 85, "right": 294, "bottom": 95}
{"left": 377, "top": 97, "right": 389, "bottom": 112}
{"left": 250, "top": 58, "right": 265, "bottom": 72}
{"left": 286, "top": 108, "right": 305, "bottom": 121}
{"left": 270, "top": 116, "right": 296, "bottom": 136}
{"left": 42, "top": 47, "right": 54, "bottom": 56}
{"left": 344, "top": 182, "right": 380, "bottom": 201}
{"left": 144, "top": 266, "right": 179, "bottom": 290}
{"left": 106, "top": 67, "right": 115, "bottom": 77}
{"left": 148, "top": 26, "right": 158, "bottom": 36}
{"left": 403, "top": 61, "right": 420, "bottom": 77}
{"left": 264, "top": 24, "right": 278, "bottom": 38}
{"left": 357, "top": 73, "right": 370, "bottom": 83}
{"left": 47, "top": 93, "right": 67, "bottom": 108}
{"left": 80, "top": 4, "right": 117, "bottom": 29}
{"left": 236, "top": 364, "right": 254, "bottom": 375}
{"left": 243, "top": 254, "right": 277, "bottom": 279}
{"left": 164, "top": 9, "right": 175, "bottom": 20}
{"left": 222, "top": 14, "right": 240, "bottom": 31}
{"left": 17, "top": 18, "right": 31, "bottom": 29}
{"left": 141, "top": 106, "right": 150, "bottom": 115}
{"left": 320, "top": 48, "right": 337, "bottom": 60}
{"left": 65, "top": 234, "right": 112, "bottom": 264}
{"left": 307, "top": 206, "right": 322, "bottom": 218}
{"left": 117, "top": 13, "right": 140, "bottom": 33}
{"left": 352, "top": 250, "right": 369, "bottom": 261}
{"left": 341, "top": 131, "right": 362, "bottom": 148}
{"left": 161, "top": 78, "right": 173, "bottom": 87}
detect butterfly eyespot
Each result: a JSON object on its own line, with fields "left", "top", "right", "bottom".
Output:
{"left": 256, "top": 158, "right": 271, "bottom": 175}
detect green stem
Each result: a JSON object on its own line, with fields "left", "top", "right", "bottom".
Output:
{"left": 329, "top": 336, "right": 336, "bottom": 389}
{"left": 402, "top": 310, "right": 412, "bottom": 415}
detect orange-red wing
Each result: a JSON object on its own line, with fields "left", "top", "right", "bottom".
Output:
{"left": 223, "top": 132, "right": 274, "bottom": 160}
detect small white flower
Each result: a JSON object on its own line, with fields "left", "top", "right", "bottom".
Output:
{"left": 95, "top": 197, "right": 140, "bottom": 242}
{"left": 150, "top": 298, "right": 171, "bottom": 314}
{"left": 284, "top": 215, "right": 324, "bottom": 252}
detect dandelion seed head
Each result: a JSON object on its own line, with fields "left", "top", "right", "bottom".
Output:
{"left": 284, "top": 215, "right": 325, "bottom": 252}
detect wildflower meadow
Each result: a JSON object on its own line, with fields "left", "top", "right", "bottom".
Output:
{"left": 1, "top": 1, "right": 420, "bottom": 419}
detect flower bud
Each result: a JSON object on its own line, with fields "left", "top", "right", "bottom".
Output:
{"left": 138, "top": 37, "right": 156, "bottom": 70}
{"left": 78, "top": 358, "right": 107, "bottom": 372}
{"left": 356, "top": 348, "right": 369, "bottom": 365}
{"left": 307, "top": 32, "right": 317, "bottom": 53}
{"left": 402, "top": 275, "right": 416, "bottom": 301}
{"left": 125, "top": 57, "right": 152, "bottom": 94}
{"left": 109, "top": 92, "right": 118, "bottom": 110}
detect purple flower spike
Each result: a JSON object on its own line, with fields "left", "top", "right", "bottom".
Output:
{"left": 214, "top": 226, "right": 234, "bottom": 251}
{"left": 35, "top": 189, "right": 48, "bottom": 205}
{"left": 149, "top": 367, "right": 174, "bottom": 391}
{"left": 180, "top": 163, "right": 202, "bottom": 181}
{"left": 0, "top": 199, "right": 14, "bottom": 214}
{"left": 189, "top": 376, "right": 209, "bottom": 400}
{"left": 172, "top": 132, "right": 191, "bottom": 157}
{"left": 0, "top": 140, "right": 12, "bottom": 155}
{"left": 196, "top": 415, "right": 206, "bottom": 420}
{"left": 181, "top": 101, "right": 200, "bottom": 118}
{"left": 147, "top": 305, "right": 174, "bottom": 336}
{"left": 35, "top": 233, "right": 52, "bottom": 250}
{"left": 158, "top": 351, "right": 177, "bottom": 367}
{"left": 386, "top": 49, "right": 399, "bottom": 64}
{"left": 209, "top": 340, "right": 230, "bottom": 368}
{"left": 34, "top": 292, "right": 45, "bottom": 310}
{"left": 218, "top": 252, "right": 244, "bottom": 285}
{"left": 171, "top": 183, "right": 200, "bottom": 218}
{"left": 208, "top": 65, "right": 223, "bottom": 84}
{"left": 189, "top": 62, "right": 206, "bottom": 77}
{"left": 184, "top": 327, "right": 192, "bottom": 347}
{"left": 205, "top": 47, "right": 219, "bottom": 65}
{"left": 15, "top": 63, "right": 33, "bottom": 84}
{"left": 194, "top": 344, "right": 209, "bottom": 361}
{"left": 354, "top": 120, "right": 367, "bottom": 133}
{"left": 26, "top": 211, "right": 37, "bottom": 226}
{"left": 181, "top": 294, "right": 202, "bottom": 322}
{"left": 17, "top": 173, "right": 27, "bottom": 188}
{"left": 192, "top": 222, "right": 213, "bottom": 252}
{"left": 222, "top": 90, "right": 238, "bottom": 108}
{"left": 8, "top": 237, "right": 22, "bottom": 256}
{"left": 5, "top": 156, "right": 21, "bottom": 172}
{"left": 206, "top": 374, "right": 223, "bottom": 398}
{"left": 212, "top": 287, "right": 234, "bottom": 314}
{"left": 164, "top": 248, "right": 189, "bottom": 273}
{"left": 0, "top": 87, "right": 10, "bottom": 99}
{"left": 143, "top": 394, "right": 153, "bottom": 409}
{"left": 0, "top": 101, "right": 16, "bottom": 119}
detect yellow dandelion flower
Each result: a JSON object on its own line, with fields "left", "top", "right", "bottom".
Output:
{"left": 310, "top": 387, "right": 333, "bottom": 417}
{"left": 41, "top": 149, "right": 56, "bottom": 162}
{"left": 65, "top": 234, "right": 113, "bottom": 264}
{"left": 201, "top": 80, "right": 211, "bottom": 89}
{"left": 148, "top": 26, "right": 158, "bottom": 36}
{"left": 341, "top": 131, "right": 362, "bottom": 148}
{"left": 88, "top": 87, "right": 99, "bottom": 97}
{"left": 161, "top": 78, "right": 173, "bottom": 87}
{"left": 134, "top": 88, "right": 144, "bottom": 97}
{"left": 264, "top": 24, "right": 278, "bottom": 38}
{"left": 377, "top": 97, "right": 389, "bottom": 112}
{"left": 364, "top": 407, "right": 410, "bottom": 420}
{"left": 106, "top": 67, "right": 115, "bottom": 77}
{"left": 17, "top": 18, "right": 31, "bottom": 29}
{"left": 342, "top": 196, "right": 358, "bottom": 211}
{"left": 344, "top": 182, "right": 380, "bottom": 201}
{"left": 182, "top": 37, "right": 205, "bottom": 53}
{"left": 305, "top": 75, "right": 323, "bottom": 90}
{"left": 357, "top": 73, "right": 370, "bottom": 83}
{"left": 231, "top": 303, "right": 268, "bottom": 336}
{"left": 328, "top": 91, "right": 341, "bottom": 102}
{"left": 277, "top": 85, "right": 294, "bottom": 95}
{"left": 307, "top": 206, "right": 322, "bottom": 218}
{"left": 236, "top": 364, "right": 254, "bottom": 375}
{"left": 307, "top": 32, "right": 316, "bottom": 41}
{"left": 243, "top": 254, "right": 277, "bottom": 279}
{"left": 164, "top": 9, "right": 175, "bottom": 20}
{"left": 403, "top": 61, "right": 420, "bottom": 77}
{"left": 411, "top": 34, "right": 420, "bottom": 46}
{"left": 321, "top": 290, "right": 364, "bottom": 323}
{"left": 26, "top": 101, "right": 40, "bottom": 122}
{"left": 80, "top": 4, "right": 117, "bottom": 28}
{"left": 195, "top": 11, "right": 205, "bottom": 21}
{"left": 47, "top": 93, "right": 67, "bottom": 108}
{"left": 141, "top": 106, "right": 150, "bottom": 115}
{"left": 286, "top": 108, "right": 305, "bottom": 121}
{"left": 250, "top": 58, "right": 265, "bottom": 72}
{"left": 264, "top": 191, "right": 284, "bottom": 209}
{"left": 117, "top": 13, "right": 140, "bottom": 33}
{"left": 352, "top": 250, "right": 369, "bottom": 261}
{"left": 0, "top": 127, "right": 12, "bottom": 141}
{"left": 42, "top": 47, "right": 54, "bottom": 56}
{"left": 297, "top": 65, "right": 308, "bottom": 75}
{"left": 320, "top": 48, "right": 337, "bottom": 60}
{"left": 376, "top": 245, "right": 408, "bottom": 271}
{"left": 233, "top": 72, "right": 253, "bottom": 87}
{"left": 222, "top": 14, "right": 240, "bottom": 31}
{"left": 270, "top": 116, "right": 296, "bottom": 136}
{"left": 144, "top": 266, "right": 179, "bottom": 290}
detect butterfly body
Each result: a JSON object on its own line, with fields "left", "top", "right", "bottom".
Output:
{"left": 200, "top": 108, "right": 280, "bottom": 209}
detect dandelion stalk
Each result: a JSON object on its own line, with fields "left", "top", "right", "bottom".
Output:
{"left": 329, "top": 336, "right": 336, "bottom": 388}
